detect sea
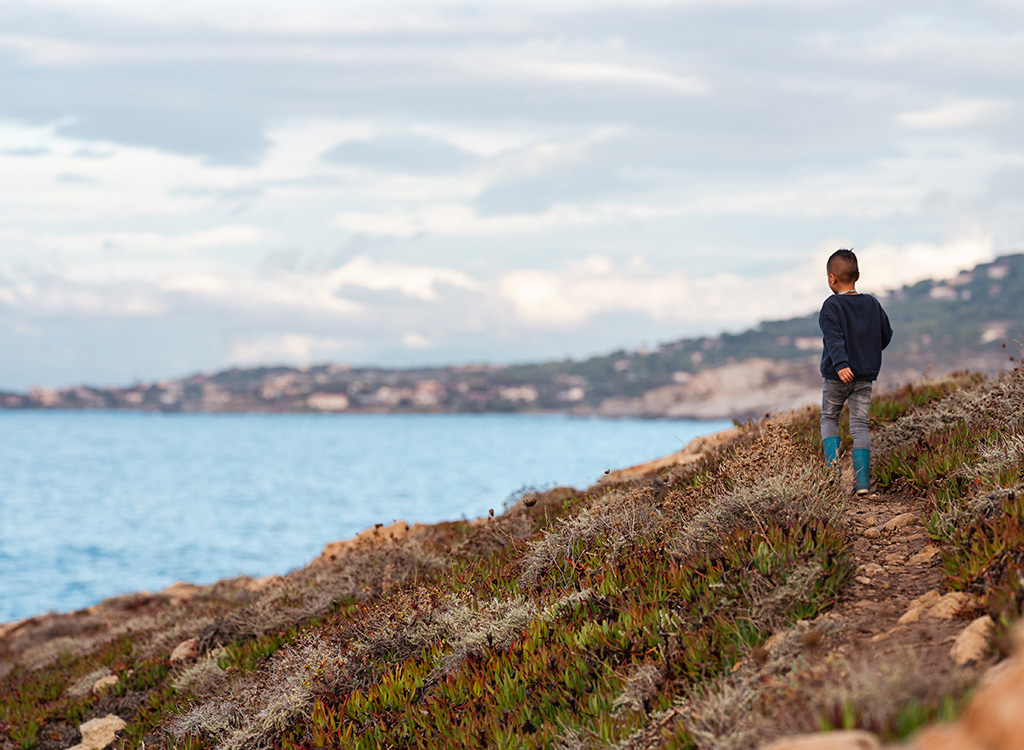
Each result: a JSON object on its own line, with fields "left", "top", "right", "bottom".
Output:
{"left": 0, "top": 411, "right": 731, "bottom": 623}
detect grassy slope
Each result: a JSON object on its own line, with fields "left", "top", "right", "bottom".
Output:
{"left": 2, "top": 362, "right": 1024, "bottom": 750}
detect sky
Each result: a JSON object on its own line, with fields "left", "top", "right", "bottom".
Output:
{"left": 1, "top": 0, "right": 1021, "bottom": 390}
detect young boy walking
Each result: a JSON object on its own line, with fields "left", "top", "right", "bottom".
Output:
{"left": 819, "top": 249, "right": 893, "bottom": 495}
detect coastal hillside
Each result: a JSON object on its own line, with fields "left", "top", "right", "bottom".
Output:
{"left": 3, "top": 362, "right": 1024, "bottom": 749}
{"left": 3, "top": 253, "right": 1021, "bottom": 419}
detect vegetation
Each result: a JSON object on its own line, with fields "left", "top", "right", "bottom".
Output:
{"left": 3, "top": 359, "right": 1024, "bottom": 749}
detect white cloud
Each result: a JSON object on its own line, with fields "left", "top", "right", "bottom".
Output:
{"left": 896, "top": 100, "right": 1011, "bottom": 130}
{"left": 402, "top": 332, "right": 432, "bottom": 349}
{"left": 227, "top": 333, "right": 353, "bottom": 366}
{"left": 499, "top": 57, "right": 709, "bottom": 95}
{"left": 855, "top": 233, "right": 996, "bottom": 290}
{"left": 496, "top": 235, "right": 997, "bottom": 329}
{"left": 32, "top": 226, "right": 265, "bottom": 256}
{"left": 335, "top": 201, "right": 681, "bottom": 237}
{"left": 1, "top": 0, "right": 1023, "bottom": 388}
{"left": 498, "top": 255, "right": 804, "bottom": 329}
{"left": 0, "top": 275, "right": 166, "bottom": 317}
{"left": 324, "top": 256, "right": 482, "bottom": 300}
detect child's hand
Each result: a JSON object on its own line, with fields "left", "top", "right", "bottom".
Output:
{"left": 838, "top": 367, "right": 854, "bottom": 383}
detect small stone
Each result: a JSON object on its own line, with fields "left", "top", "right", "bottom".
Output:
{"left": 91, "top": 675, "right": 119, "bottom": 694}
{"left": 170, "top": 637, "right": 199, "bottom": 665}
{"left": 898, "top": 590, "right": 942, "bottom": 625}
{"left": 950, "top": 615, "right": 994, "bottom": 666}
{"left": 898, "top": 607, "right": 922, "bottom": 625}
{"left": 960, "top": 635, "right": 1024, "bottom": 748}
{"left": 861, "top": 563, "right": 884, "bottom": 576}
{"left": 977, "top": 657, "right": 1015, "bottom": 690}
{"left": 758, "top": 729, "right": 880, "bottom": 749}
{"left": 904, "top": 723, "right": 986, "bottom": 750}
{"left": 855, "top": 576, "right": 873, "bottom": 585}
{"left": 908, "top": 545, "right": 941, "bottom": 565}
{"left": 800, "top": 629, "right": 824, "bottom": 649}
{"left": 75, "top": 715, "right": 127, "bottom": 750}
{"left": 162, "top": 581, "right": 201, "bottom": 604}
{"left": 882, "top": 512, "right": 919, "bottom": 532}
{"left": 929, "top": 592, "right": 972, "bottom": 620}
{"left": 863, "top": 528, "right": 881, "bottom": 539}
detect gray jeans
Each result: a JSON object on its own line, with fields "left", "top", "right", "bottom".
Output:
{"left": 821, "top": 379, "right": 873, "bottom": 450}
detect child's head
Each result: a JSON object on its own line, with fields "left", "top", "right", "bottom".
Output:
{"left": 827, "top": 249, "right": 859, "bottom": 289}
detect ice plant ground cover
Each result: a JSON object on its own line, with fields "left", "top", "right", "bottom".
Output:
{"left": 2, "top": 359, "right": 1023, "bottom": 750}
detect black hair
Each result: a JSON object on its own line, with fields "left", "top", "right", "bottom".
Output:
{"left": 827, "top": 249, "right": 859, "bottom": 283}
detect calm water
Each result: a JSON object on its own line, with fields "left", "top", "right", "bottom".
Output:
{"left": 0, "top": 411, "right": 730, "bottom": 622}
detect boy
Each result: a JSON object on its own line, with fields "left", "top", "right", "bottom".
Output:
{"left": 819, "top": 249, "right": 893, "bottom": 496}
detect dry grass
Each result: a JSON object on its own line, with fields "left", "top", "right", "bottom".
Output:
{"left": 170, "top": 655, "right": 228, "bottom": 696}
{"left": 519, "top": 486, "right": 662, "bottom": 587}
{"left": 674, "top": 422, "right": 844, "bottom": 557}
{"left": 874, "top": 368, "right": 1024, "bottom": 463}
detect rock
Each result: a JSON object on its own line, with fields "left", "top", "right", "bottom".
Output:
{"left": 863, "top": 528, "right": 881, "bottom": 539}
{"left": 70, "top": 715, "right": 126, "bottom": 750}
{"left": 66, "top": 667, "right": 113, "bottom": 699}
{"left": 162, "top": 581, "right": 202, "bottom": 604}
{"left": 861, "top": 563, "right": 884, "bottom": 576}
{"left": 950, "top": 616, "right": 994, "bottom": 666}
{"left": 977, "top": 656, "right": 1015, "bottom": 690}
{"left": 759, "top": 729, "right": 879, "bottom": 749}
{"left": 882, "top": 513, "right": 919, "bottom": 533}
{"left": 317, "top": 520, "right": 430, "bottom": 563}
{"left": 170, "top": 637, "right": 199, "bottom": 665}
{"left": 959, "top": 644, "right": 1024, "bottom": 748}
{"left": 898, "top": 590, "right": 942, "bottom": 625}
{"left": 242, "top": 575, "right": 282, "bottom": 592}
{"left": 599, "top": 358, "right": 820, "bottom": 420}
{"left": 855, "top": 576, "right": 873, "bottom": 585}
{"left": 598, "top": 426, "right": 745, "bottom": 483}
{"left": 91, "top": 675, "right": 119, "bottom": 694}
{"left": 928, "top": 592, "right": 972, "bottom": 620}
{"left": 903, "top": 723, "right": 986, "bottom": 750}
{"left": 908, "top": 545, "right": 941, "bottom": 565}
{"left": 895, "top": 621, "right": 1024, "bottom": 749}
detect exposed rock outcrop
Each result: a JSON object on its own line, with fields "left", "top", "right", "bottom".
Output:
{"left": 594, "top": 358, "right": 820, "bottom": 420}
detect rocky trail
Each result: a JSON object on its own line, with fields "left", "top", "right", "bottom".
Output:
{"left": 746, "top": 457, "right": 1014, "bottom": 750}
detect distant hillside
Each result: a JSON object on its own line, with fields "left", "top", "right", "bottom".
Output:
{"left": 3, "top": 253, "right": 1021, "bottom": 419}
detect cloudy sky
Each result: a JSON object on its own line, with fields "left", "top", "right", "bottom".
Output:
{"left": 1, "top": 0, "right": 1020, "bottom": 390}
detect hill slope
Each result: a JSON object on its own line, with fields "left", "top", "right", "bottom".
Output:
{"left": 4, "top": 253, "right": 1022, "bottom": 419}
{"left": 3, "top": 364, "right": 1023, "bottom": 749}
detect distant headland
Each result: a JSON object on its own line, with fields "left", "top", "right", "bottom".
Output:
{"left": 2, "top": 253, "right": 1020, "bottom": 420}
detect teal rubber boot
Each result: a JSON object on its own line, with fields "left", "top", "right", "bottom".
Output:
{"left": 852, "top": 449, "right": 871, "bottom": 496}
{"left": 823, "top": 436, "right": 842, "bottom": 472}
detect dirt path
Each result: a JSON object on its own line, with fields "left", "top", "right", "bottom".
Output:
{"left": 819, "top": 457, "right": 970, "bottom": 685}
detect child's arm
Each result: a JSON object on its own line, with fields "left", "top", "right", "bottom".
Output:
{"left": 819, "top": 303, "right": 852, "bottom": 380}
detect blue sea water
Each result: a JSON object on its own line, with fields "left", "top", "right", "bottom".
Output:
{"left": 0, "top": 411, "right": 730, "bottom": 623}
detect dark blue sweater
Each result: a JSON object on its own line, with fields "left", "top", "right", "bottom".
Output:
{"left": 819, "top": 293, "right": 893, "bottom": 381}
